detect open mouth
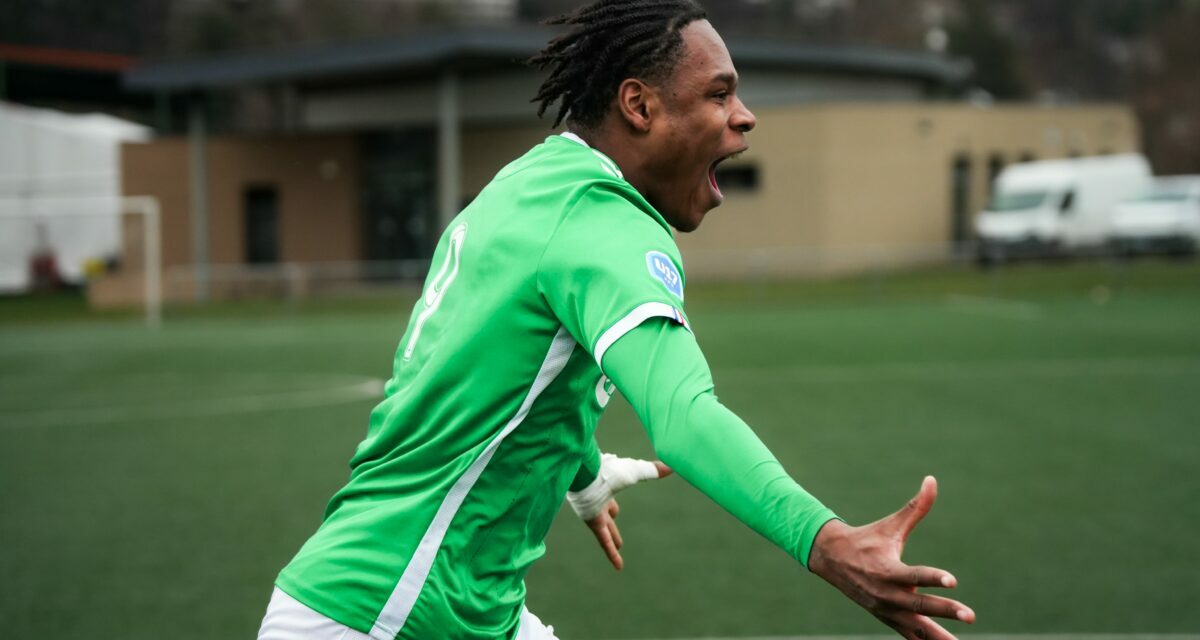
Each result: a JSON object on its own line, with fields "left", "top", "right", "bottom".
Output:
{"left": 708, "top": 148, "right": 746, "bottom": 199}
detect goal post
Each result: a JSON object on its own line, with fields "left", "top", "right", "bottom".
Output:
{"left": 0, "top": 195, "right": 162, "bottom": 328}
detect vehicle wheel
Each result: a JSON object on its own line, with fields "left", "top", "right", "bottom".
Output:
{"left": 1043, "top": 240, "right": 1068, "bottom": 263}
{"left": 1167, "top": 240, "right": 1197, "bottom": 260}
{"left": 976, "top": 244, "right": 1005, "bottom": 268}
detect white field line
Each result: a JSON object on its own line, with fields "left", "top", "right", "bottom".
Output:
{"left": 0, "top": 374, "right": 385, "bottom": 430}
{"left": 944, "top": 294, "right": 1043, "bottom": 321}
{"left": 627, "top": 635, "right": 1200, "bottom": 640}
{"left": 717, "top": 356, "right": 1200, "bottom": 383}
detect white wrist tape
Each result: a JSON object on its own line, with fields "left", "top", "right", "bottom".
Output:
{"left": 566, "top": 453, "right": 659, "bottom": 520}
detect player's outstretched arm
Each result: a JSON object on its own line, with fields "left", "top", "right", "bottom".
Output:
{"left": 808, "top": 476, "right": 975, "bottom": 640}
{"left": 567, "top": 452, "right": 672, "bottom": 570}
{"left": 602, "top": 319, "right": 973, "bottom": 637}
{"left": 603, "top": 318, "right": 838, "bottom": 565}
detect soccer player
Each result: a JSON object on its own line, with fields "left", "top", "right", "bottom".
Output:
{"left": 258, "top": 1, "right": 976, "bottom": 639}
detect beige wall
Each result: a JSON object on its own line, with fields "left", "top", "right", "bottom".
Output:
{"left": 95, "top": 103, "right": 1139, "bottom": 307}
{"left": 120, "top": 134, "right": 361, "bottom": 268}
{"left": 676, "top": 103, "right": 1140, "bottom": 278}
{"left": 461, "top": 105, "right": 1139, "bottom": 280}
{"left": 94, "top": 134, "right": 360, "bottom": 307}
{"left": 461, "top": 123, "right": 555, "bottom": 197}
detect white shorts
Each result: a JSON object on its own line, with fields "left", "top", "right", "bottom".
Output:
{"left": 257, "top": 586, "right": 560, "bottom": 640}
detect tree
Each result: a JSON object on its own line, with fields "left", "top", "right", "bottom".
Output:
{"left": 946, "top": 0, "right": 1027, "bottom": 99}
{"left": 1133, "top": 4, "right": 1200, "bottom": 173}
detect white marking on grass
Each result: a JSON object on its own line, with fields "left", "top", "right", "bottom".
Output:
{"left": 0, "top": 373, "right": 385, "bottom": 430}
{"left": 720, "top": 356, "right": 1200, "bottom": 383}
{"left": 944, "top": 294, "right": 1043, "bottom": 321}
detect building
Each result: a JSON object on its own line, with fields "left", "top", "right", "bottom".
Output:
{"left": 677, "top": 102, "right": 1138, "bottom": 279}
{"left": 95, "top": 25, "right": 1139, "bottom": 306}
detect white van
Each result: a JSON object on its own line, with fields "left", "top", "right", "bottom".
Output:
{"left": 1108, "top": 176, "right": 1200, "bottom": 255}
{"left": 975, "top": 154, "right": 1152, "bottom": 263}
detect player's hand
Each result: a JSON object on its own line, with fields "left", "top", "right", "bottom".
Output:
{"left": 584, "top": 499, "right": 626, "bottom": 570}
{"left": 807, "top": 476, "right": 975, "bottom": 640}
{"left": 569, "top": 454, "right": 671, "bottom": 570}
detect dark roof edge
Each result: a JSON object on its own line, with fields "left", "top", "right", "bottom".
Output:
{"left": 125, "top": 26, "right": 971, "bottom": 92}
{"left": 730, "top": 41, "right": 972, "bottom": 85}
{"left": 124, "top": 26, "right": 550, "bottom": 91}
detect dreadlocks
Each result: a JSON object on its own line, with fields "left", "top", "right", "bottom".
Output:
{"left": 528, "top": 0, "right": 708, "bottom": 131}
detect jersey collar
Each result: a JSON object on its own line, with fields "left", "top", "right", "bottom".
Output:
{"left": 554, "top": 132, "right": 673, "bottom": 235}
{"left": 560, "top": 132, "right": 622, "bottom": 179}
{"left": 560, "top": 131, "right": 588, "bottom": 147}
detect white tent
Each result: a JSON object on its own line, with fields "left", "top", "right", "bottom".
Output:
{"left": 0, "top": 101, "right": 152, "bottom": 293}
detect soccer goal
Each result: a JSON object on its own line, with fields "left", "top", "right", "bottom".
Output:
{"left": 0, "top": 194, "right": 162, "bottom": 327}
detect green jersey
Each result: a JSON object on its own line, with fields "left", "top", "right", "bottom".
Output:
{"left": 276, "top": 133, "right": 693, "bottom": 639}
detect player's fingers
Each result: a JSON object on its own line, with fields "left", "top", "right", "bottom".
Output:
{"left": 607, "top": 499, "right": 620, "bottom": 518}
{"left": 653, "top": 460, "right": 673, "bottom": 478}
{"left": 874, "top": 612, "right": 904, "bottom": 638}
{"left": 594, "top": 524, "right": 623, "bottom": 571}
{"left": 604, "top": 454, "right": 661, "bottom": 490}
{"left": 891, "top": 564, "right": 957, "bottom": 589}
{"left": 877, "top": 611, "right": 957, "bottom": 640}
{"left": 631, "top": 458, "right": 659, "bottom": 483}
{"left": 884, "top": 589, "right": 974, "bottom": 623}
{"left": 887, "top": 476, "right": 937, "bottom": 540}
{"left": 901, "top": 613, "right": 959, "bottom": 640}
{"left": 608, "top": 519, "right": 623, "bottom": 550}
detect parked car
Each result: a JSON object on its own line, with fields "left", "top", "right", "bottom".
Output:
{"left": 1108, "top": 176, "right": 1200, "bottom": 256}
{"left": 975, "top": 154, "right": 1152, "bottom": 264}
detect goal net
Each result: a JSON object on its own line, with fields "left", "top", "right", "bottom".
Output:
{"left": 0, "top": 193, "right": 161, "bottom": 327}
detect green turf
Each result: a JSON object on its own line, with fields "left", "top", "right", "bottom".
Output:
{"left": 1, "top": 261, "right": 1198, "bottom": 638}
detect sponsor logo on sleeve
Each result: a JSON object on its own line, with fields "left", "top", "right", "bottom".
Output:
{"left": 646, "top": 250, "right": 684, "bottom": 300}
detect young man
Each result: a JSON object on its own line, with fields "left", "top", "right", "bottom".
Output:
{"left": 258, "top": 2, "right": 976, "bottom": 639}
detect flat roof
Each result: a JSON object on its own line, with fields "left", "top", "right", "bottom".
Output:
{"left": 125, "top": 26, "right": 971, "bottom": 92}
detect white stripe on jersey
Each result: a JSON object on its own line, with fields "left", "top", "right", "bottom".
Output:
{"left": 593, "top": 301, "right": 692, "bottom": 372}
{"left": 368, "top": 326, "right": 577, "bottom": 640}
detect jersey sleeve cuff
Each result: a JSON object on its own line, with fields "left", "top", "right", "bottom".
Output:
{"left": 593, "top": 301, "right": 690, "bottom": 371}
{"left": 798, "top": 510, "right": 843, "bottom": 569}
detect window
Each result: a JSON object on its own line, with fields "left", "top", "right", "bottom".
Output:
{"left": 360, "top": 130, "right": 436, "bottom": 265}
{"left": 988, "top": 191, "right": 1049, "bottom": 212}
{"left": 1059, "top": 190, "right": 1076, "bottom": 215}
{"left": 987, "top": 153, "right": 1005, "bottom": 197}
{"left": 950, "top": 154, "right": 972, "bottom": 243}
{"left": 244, "top": 186, "right": 279, "bottom": 264}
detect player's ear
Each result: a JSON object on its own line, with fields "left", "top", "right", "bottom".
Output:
{"left": 616, "top": 78, "right": 654, "bottom": 134}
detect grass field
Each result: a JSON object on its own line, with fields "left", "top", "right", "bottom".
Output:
{"left": 2, "top": 261, "right": 1199, "bottom": 639}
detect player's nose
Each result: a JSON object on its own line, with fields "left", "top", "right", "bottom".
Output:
{"left": 731, "top": 96, "right": 756, "bottom": 133}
